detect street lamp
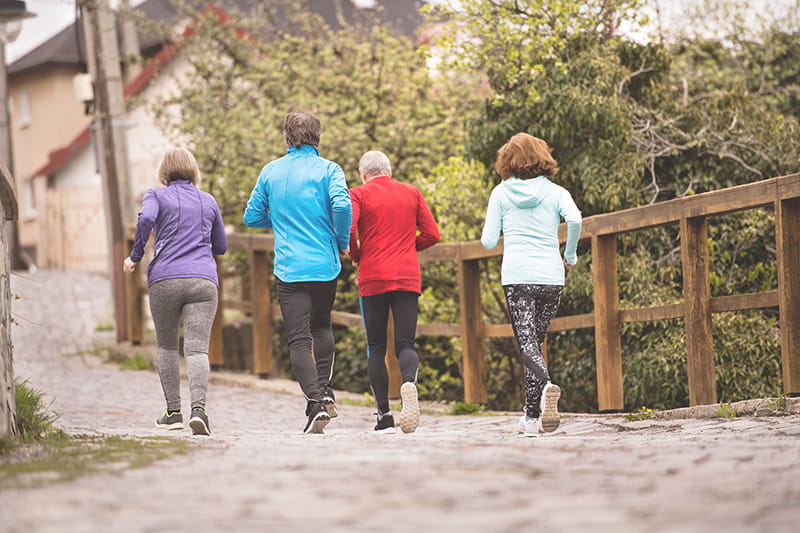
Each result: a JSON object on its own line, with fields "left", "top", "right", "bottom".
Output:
{"left": 0, "top": 0, "right": 35, "bottom": 270}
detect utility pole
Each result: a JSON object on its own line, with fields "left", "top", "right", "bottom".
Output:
{"left": 80, "top": 0, "right": 134, "bottom": 342}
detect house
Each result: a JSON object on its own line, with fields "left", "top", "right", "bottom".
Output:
{"left": 8, "top": 0, "right": 424, "bottom": 271}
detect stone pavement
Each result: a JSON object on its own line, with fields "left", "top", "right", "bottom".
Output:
{"left": 2, "top": 270, "right": 799, "bottom": 533}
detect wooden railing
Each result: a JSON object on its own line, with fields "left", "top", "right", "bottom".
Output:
{"left": 126, "top": 173, "right": 800, "bottom": 411}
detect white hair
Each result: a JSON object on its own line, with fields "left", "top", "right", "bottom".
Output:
{"left": 358, "top": 150, "right": 392, "bottom": 178}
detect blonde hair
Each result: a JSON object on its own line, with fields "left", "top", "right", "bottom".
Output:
{"left": 157, "top": 148, "right": 200, "bottom": 186}
{"left": 494, "top": 133, "right": 559, "bottom": 180}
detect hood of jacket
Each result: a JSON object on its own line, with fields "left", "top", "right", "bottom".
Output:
{"left": 500, "top": 176, "right": 552, "bottom": 208}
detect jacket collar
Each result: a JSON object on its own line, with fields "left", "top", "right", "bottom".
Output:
{"left": 287, "top": 144, "right": 319, "bottom": 156}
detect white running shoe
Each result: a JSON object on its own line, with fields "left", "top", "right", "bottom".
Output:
{"left": 518, "top": 415, "right": 541, "bottom": 437}
{"left": 539, "top": 382, "right": 562, "bottom": 433}
{"left": 398, "top": 382, "right": 420, "bottom": 433}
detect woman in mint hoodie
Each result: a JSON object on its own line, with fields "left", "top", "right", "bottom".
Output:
{"left": 481, "top": 133, "right": 582, "bottom": 437}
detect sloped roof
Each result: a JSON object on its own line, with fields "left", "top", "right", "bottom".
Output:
{"left": 10, "top": 0, "right": 424, "bottom": 77}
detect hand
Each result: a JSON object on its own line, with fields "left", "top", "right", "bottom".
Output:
{"left": 341, "top": 247, "right": 350, "bottom": 255}
{"left": 563, "top": 258, "right": 576, "bottom": 270}
{"left": 123, "top": 257, "right": 137, "bottom": 273}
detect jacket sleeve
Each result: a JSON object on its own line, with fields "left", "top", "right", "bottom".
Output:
{"left": 328, "top": 162, "right": 352, "bottom": 251}
{"left": 480, "top": 188, "right": 502, "bottom": 250}
{"left": 243, "top": 166, "right": 272, "bottom": 229}
{"left": 348, "top": 188, "right": 362, "bottom": 264}
{"left": 559, "top": 188, "right": 582, "bottom": 265}
{"left": 130, "top": 189, "right": 158, "bottom": 262}
{"left": 415, "top": 189, "right": 440, "bottom": 252}
{"left": 211, "top": 200, "right": 228, "bottom": 256}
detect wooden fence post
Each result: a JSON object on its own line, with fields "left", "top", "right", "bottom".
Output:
{"left": 386, "top": 308, "right": 402, "bottom": 400}
{"left": 208, "top": 256, "right": 224, "bottom": 367}
{"left": 776, "top": 195, "right": 800, "bottom": 396}
{"left": 459, "top": 258, "right": 487, "bottom": 404}
{"left": 124, "top": 234, "right": 143, "bottom": 344}
{"left": 592, "top": 234, "right": 624, "bottom": 411}
{"left": 680, "top": 216, "right": 717, "bottom": 406}
{"left": 250, "top": 250, "right": 273, "bottom": 376}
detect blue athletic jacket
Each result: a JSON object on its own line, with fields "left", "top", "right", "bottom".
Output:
{"left": 243, "top": 145, "right": 352, "bottom": 282}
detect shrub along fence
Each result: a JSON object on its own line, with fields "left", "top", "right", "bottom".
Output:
{"left": 126, "top": 173, "right": 800, "bottom": 412}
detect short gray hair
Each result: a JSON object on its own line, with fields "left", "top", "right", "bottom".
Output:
{"left": 358, "top": 150, "right": 392, "bottom": 178}
{"left": 283, "top": 111, "right": 322, "bottom": 148}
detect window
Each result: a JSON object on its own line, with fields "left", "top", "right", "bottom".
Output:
{"left": 23, "top": 180, "right": 35, "bottom": 218}
{"left": 17, "top": 89, "right": 31, "bottom": 128}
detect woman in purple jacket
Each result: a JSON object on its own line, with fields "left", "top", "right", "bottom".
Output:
{"left": 124, "top": 148, "right": 228, "bottom": 435}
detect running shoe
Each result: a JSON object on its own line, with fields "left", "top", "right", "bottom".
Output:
{"left": 539, "top": 382, "right": 561, "bottom": 433}
{"left": 374, "top": 411, "right": 396, "bottom": 434}
{"left": 189, "top": 407, "right": 211, "bottom": 436}
{"left": 398, "top": 382, "right": 420, "bottom": 434}
{"left": 155, "top": 409, "right": 183, "bottom": 430}
{"left": 518, "top": 414, "right": 541, "bottom": 437}
{"left": 321, "top": 386, "right": 338, "bottom": 418}
{"left": 304, "top": 401, "right": 331, "bottom": 434}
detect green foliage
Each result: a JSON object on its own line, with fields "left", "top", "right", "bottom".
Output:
{"left": 14, "top": 379, "right": 61, "bottom": 443}
{"left": 715, "top": 403, "right": 737, "bottom": 418}
{"left": 448, "top": 402, "right": 486, "bottom": 415}
{"left": 767, "top": 396, "right": 787, "bottom": 412}
{"left": 119, "top": 353, "right": 155, "bottom": 371}
{"left": 624, "top": 406, "right": 655, "bottom": 422}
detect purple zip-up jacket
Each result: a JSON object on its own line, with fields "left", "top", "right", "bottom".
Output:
{"left": 130, "top": 180, "right": 228, "bottom": 286}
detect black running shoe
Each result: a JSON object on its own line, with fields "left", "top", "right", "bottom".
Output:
{"left": 189, "top": 407, "right": 211, "bottom": 436}
{"left": 374, "top": 411, "right": 396, "bottom": 434}
{"left": 303, "top": 401, "right": 331, "bottom": 434}
{"left": 155, "top": 409, "right": 183, "bottom": 430}
{"left": 321, "top": 386, "right": 338, "bottom": 418}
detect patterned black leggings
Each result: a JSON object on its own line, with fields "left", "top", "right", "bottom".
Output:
{"left": 504, "top": 284, "right": 563, "bottom": 418}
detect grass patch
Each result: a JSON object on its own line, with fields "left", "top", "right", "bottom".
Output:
{"left": 0, "top": 434, "right": 190, "bottom": 489}
{"left": 448, "top": 402, "right": 486, "bottom": 415}
{"left": 767, "top": 397, "right": 787, "bottom": 412}
{"left": 624, "top": 406, "right": 655, "bottom": 422}
{"left": 95, "top": 323, "right": 114, "bottom": 332}
{"left": 119, "top": 353, "right": 155, "bottom": 371}
{"left": 715, "top": 403, "right": 737, "bottom": 418}
{"left": 1, "top": 379, "right": 189, "bottom": 490}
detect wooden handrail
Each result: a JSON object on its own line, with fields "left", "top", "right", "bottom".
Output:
{"left": 125, "top": 172, "right": 800, "bottom": 410}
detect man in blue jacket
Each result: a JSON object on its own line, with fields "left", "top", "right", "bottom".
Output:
{"left": 244, "top": 111, "right": 352, "bottom": 434}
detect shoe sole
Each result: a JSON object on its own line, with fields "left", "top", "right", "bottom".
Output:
{"left": 398, "top": 382, "right": 420, "bottom": 434}
{"left": 155, "top": 422, "right": 183, "bottom": 430}
{"left": 375, "top": 427, "right": 397, "bottom": 434}
{"left": 322, "top": 398, "right": 339, "bottom": 418}
{"left": 304, "top": 412, "right": 331, "bottom": 434}
{"left": 540, "top": 384, "right": 561, "bottom": 433}
{"left": 189, "top": 417, "right": 210, "bottom": 436}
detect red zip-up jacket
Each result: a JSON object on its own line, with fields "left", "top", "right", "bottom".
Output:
{"left": 349, "top": 175, "right": 440, "bottom": 297}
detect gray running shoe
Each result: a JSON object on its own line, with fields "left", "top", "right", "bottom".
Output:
{"left": 189, "top": 407, "right": 211, "bottom": 436}
{"left": 155, "top": 410, "right": 183, "bottom": 430}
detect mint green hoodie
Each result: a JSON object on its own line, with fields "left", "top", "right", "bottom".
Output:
{"left": 481, "top": 176, "right": 582, "bottom": 286}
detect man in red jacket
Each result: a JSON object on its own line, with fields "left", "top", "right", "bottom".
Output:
{"left": 349, "top": 151, "right": 440, "bottom": 434}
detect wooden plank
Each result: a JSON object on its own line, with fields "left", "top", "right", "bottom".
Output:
{"left": 620, "top": 304, "right": 684, "bottom": 323}
{"left": 418, "top": 242, "right": 461, "bottom": 263}
{"left": 228, "top": 232, "right": 274, "bottom": 252}
{"left": 709, "top": 291, "right": 779, "bottom": 313}
{"left": 330, "top": 310, "right": 363, "bottom": 328}
{"left": 460, "top": 239, "right": 503, "bottom": 261}
{"left": 550, "top": 313, "right": 595, "bottom": 331}
{"left": 777, "top": 173, "right": 800, "bottom": 200}
{"left": 681, "top": 217, "right": 717, "bottom": 406}
{"left": 484, "top": 324, "right": 514, "bottom": 338}
{"left": 208, "top": 256, "right": 225, "bottom": 367}
{"left": 590, "top": 179, "right": 777, "bottom": 236}
{"left": 459, "top": 258, "right": 487, "bottom": 403}
{"left": 221, "top": 299, "right": 254, "bottom": 313}
{"left": 124, "top": 237, "right": 144, "bottom": 345}
{"left": 776, "top": 197, "right": 800, "bottom": 395}
{"left": 250, "top": 250, "right": 273, "bottom": 376}
{"left": 417, "top": 322, "right": 462, "bottom": 337}
{"left": 592, "top": 234, "right": 624, "bottom": 411}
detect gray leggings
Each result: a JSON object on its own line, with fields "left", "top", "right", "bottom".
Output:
{"left": 149, "top": 278, "right": 218, "bottom": 412}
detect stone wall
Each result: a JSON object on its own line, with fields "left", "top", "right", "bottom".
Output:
{"left": 0, "top": 165, "right": 17, "bottom": 438}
